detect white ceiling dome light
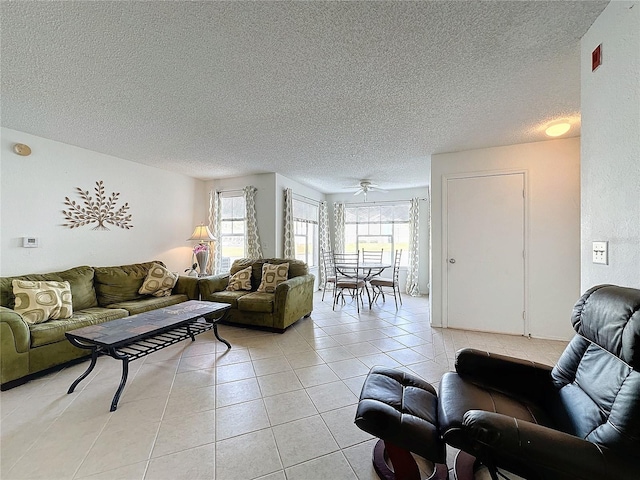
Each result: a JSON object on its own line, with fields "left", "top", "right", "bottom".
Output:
{"left": 545, "top": 122, "right": 572, "bottom": 137}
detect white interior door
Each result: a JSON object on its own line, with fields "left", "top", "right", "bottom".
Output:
{"left": 446, "top": 173, "right": 525, "bottom": 335}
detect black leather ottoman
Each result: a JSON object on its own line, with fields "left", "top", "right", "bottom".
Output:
{"left": 355, "top": 366, "right": 448, "bottom": 480}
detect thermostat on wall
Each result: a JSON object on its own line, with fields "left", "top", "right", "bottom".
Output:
{"left": 23, "top": 237, "right": 39, "bottom": 248}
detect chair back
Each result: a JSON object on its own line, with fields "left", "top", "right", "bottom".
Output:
{"left": 333, "top": 252, "right": 360, "bottom": 279}
{"left": 362, "top": 250, "right": 383, "bottom": 264}
{"left": 321, "top": 249, "right": 335, "bottom": 277}
{"left": 550, "top": 284, "right": 640, "bottom": 456}
{"left": 392, "top": 249, "right": 402, "bottom": 281}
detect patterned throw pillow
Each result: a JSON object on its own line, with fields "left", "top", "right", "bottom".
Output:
{"left": 257, "top": 263, "right": 289, "bottom": 293}
{"left": 226, "top": 266, "right": 253, "bottom": 291}
{"left": 12, "top": 280, "right": 73, "bottom": 324}
{"left": 139, "top": 263, "right": 178, "bottom": 297}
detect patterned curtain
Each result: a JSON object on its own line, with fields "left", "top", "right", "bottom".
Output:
{"left": 333, "top": 202, "right": 345, "bottom": 253}
{"left": 209, "top": 190, "right": 223, "bottom": 274}
{"left": 318, "top": 201, "right": 330, "bottom": 287}
{"left": 406, "top": 197, "right": 420, "bottom": 296}
{"left": 283, "top": 188, "right": 295, "bottom": 258}
{"left": 243, "top": 186, "right": 263, "bottom": 259}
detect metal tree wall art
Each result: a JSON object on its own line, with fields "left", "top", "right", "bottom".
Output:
{"left": 63, "top": 181, "right": 133, "bottom": 230}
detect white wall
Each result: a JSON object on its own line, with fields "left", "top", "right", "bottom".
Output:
{"left": 204, "top": 173, "right": 327, "bottom": 261}
{"left": 205, "top": 173, "right": 278, "bottom": 257}
{"left": 326, "top": 186, "right": 431, "bottom": 296}
{"left": 204, "top": 174, "right": 432, "bottom": 294}
{"left": 581, "top": 1, "right": 640, "bottom": 290}
{"left": 431, "top": 138, "right": 580, "bottom": 340}
{"left": 274, "top": 174, "right": 326, "bottom": 258}
{"left": 1, "top": 128, "right": 205, "bottom": 276}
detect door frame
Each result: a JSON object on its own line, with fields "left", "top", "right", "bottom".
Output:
{"left": 441, "top": 169, "right": 530, "bottom": 335}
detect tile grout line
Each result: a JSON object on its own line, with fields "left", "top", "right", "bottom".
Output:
{"left": 138, "top": 349, "right": 181, "bottom": 480}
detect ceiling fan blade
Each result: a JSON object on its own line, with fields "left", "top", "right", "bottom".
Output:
{"left": 353, "top": 190, "right": 363, "bottom": 196}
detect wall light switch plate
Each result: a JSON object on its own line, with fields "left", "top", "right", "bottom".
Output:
{"left": 23, "top": 237, "right": 39, "bottom": 248}
{"left": 592, "top": 241, "right": 608, "bottom": 265}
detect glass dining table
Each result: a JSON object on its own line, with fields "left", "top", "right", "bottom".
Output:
{"left": 334, "top": 262, "right": 391, "bottom": 309}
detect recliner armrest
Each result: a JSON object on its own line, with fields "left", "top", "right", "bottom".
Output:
{"left": 463, "top": 410, "right": 637, "bottom": 480}
{"left": 455, "top": 348, "right": 554, "bottom": 403}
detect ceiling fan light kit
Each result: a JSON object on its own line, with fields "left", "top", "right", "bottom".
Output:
{"left": 350, "top": 180, "right": 388, "bottom": 201}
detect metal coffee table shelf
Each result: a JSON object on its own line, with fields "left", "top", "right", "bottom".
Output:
{"left": 65, "top": 300, "right": 231, "bottom": 411}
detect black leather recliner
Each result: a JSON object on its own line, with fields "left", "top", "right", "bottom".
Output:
{"left": 438, "top": 284, "right": 640, "bottom": 479}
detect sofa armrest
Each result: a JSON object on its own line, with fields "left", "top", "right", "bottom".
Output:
{"left": 455, "top": 348, "right": 554, "bottom": 402}
{"left": 173, "top": 275, "right": 200, "bottom": 300}
{"left": 273, "top": 274, "right": 315, "bottom": 328}
{"left": 198, "top": 274, "right": 231, "bottom": 299}
{"left": 1, "top": 306, "right": 31, "bottom": 386}
{"left": 275, "top": 274, "right": 314, "bottom": 296}
{"left": 463, "top": 410, "right": 637, "bottom": 480}
{"left": 0, "top": 307, "right": 30, "bottom": 353}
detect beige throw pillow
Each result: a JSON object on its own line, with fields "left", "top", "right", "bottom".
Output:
{"left": 12, "top": 280, "right": 73, "bottom": 324}
{"left": 257, "top": 263, "right": 289, "bottom": 293}
{"left": 226, "top": 266, "right": 253, "bottom": 291}
{"left": 139, "top": 263, "right": 178, "bottom": 297}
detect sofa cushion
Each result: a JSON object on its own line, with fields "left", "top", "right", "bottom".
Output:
{"left": 139, "top": 263, "right": 178, "bottom": 297}
{"left": 237, "top": 292, "right": 274, "bottom": 313}
{"left": 1, "top": 266, "right": 97, "bottom": 311}
{"left": 94, "top": 262, "right": 159, "bottom": 306}
{"left": 105, "top": 294, "right": 188, "bottom": 315}
{"left": 30, "top": 307, "right": 129, "bottom": 347}
{"left": 207, "top": 290, "right": 251, "bottom": 309}
{"left": 257, "top": 263, "right": 289, "bottom": 293}
{"left": 230, "top": 258, "right": 264, "bottom": 290}
{"left": 226, "top": 266, "right": 253, "bottom": 291}
{"left": 12, "top": 280, "right": 73, "bottom": 324}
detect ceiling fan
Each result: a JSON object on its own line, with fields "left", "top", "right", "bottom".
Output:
{"left": 349, "top": 180, "right": 387, "bottom": 201}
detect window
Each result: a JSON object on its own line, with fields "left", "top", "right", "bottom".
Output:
{"left": 220, "top": 194, "right": 246, "bottom": 266}
{"left": 293, "top": 198, "right": 318, "bottom": 268}
{"left": 344, "top": 203, "right": 410, "bottom": 266}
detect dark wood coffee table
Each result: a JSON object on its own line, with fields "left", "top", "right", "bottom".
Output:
{"left": 65, "top": 300, "right": 231, "bottom": 411}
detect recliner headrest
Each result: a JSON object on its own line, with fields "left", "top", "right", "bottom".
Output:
{"left": 572, "top": 284, "right": 640, "bottom": 368}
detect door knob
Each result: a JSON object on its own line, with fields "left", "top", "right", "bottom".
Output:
{"left": 449, "top": 258, "right": 456, "bottom": 264}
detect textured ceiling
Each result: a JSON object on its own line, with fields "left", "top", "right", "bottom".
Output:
{"left": 1, "top": 1, "right": 608, "bottom": 193}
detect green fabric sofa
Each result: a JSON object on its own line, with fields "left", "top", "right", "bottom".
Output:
{"left": 199, "top": 258, "right": 314, "bottom": 332}
{"left": 0, "top": 261, "right": 199, "bottom": 389}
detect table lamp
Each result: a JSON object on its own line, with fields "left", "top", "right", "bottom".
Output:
{"left": 188, "top": 224, "right": 216, "bottom": 276}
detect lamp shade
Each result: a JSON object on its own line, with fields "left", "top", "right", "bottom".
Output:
{"left": 188, "top": 224, "right": 216, "bottom": 242}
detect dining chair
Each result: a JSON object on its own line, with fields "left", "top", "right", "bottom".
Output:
{"left": 362, "top": 249, "right": 384, "bottom": 264}
{"left": 332, "top": 251, "right": 366, "bottom": 313}
{"left": 370, "top": 249, "right": 402, "bottom": 309}
{"left": 320, "top": 249, "right": 337, "bottom": 301}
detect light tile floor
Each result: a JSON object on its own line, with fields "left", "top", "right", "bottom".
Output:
{"left": 1, "top": 292, "right": 568, "bottom": 480}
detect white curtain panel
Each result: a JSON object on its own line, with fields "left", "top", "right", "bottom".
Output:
{"left": 318, "top": 201, "right": 330, "bottom": 287}
{"left": 283, "top": 188, "right": 295, "bottom": 258}
{"left": 209, "top": 190, "right": 223, "bottom": 274}
{"left": 333, "top": 202, "right": 345, "bottom": 253}
{"left": 243, "top": 186, "right": 263, "bottom": 259}
{"left": 406, "top": 196, "right": 420, "bottom": 296}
